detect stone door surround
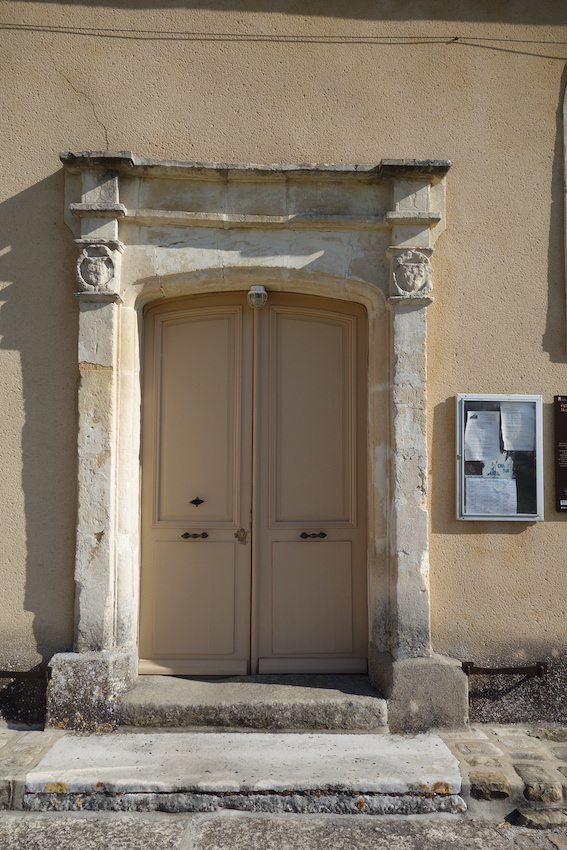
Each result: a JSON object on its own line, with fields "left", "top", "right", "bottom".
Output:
{"left": 47, "top": 152, "right": 468, "bottom": 731}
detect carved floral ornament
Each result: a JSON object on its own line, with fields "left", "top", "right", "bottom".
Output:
{"left": 388, "top": 247, "right": 434, "bottom": 298}
{"left": 76, "top": 244, "right": 120, "bottom": 297}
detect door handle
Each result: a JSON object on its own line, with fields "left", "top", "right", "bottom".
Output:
{"left": 300, "top": 532, "right": 327, "bottom": 539}
{"left": 234, "top": 528, "right": 248, "bottom": 544}
{"left": 181, "top": 532, "right": 209, "bottom": 539}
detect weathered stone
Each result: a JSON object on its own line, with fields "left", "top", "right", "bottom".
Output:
{"left": 23, "top": 790, "right": 467, "bottom": 815}
{"left": 378, "top": 654, "right": 469, "bottom": 733}
{"left": 47, "top": 649, "right": 136, "bottom": 731}
{"left": 0, "top": 812, "right": 189, "bottom": 849}
{"left": 456, "top": 742, "right": 503, "bottom": 756}
{"left": 119, "top": 675, "right": 388, "bottom": 730}
{"left": 464, "top": 756, "right": 503, "bottom": 768}
{"left": 514, "top": 763, "right": 563, "bottom": 802}
{"left": 25, "top": 731, "right": 461, "bottom": 796}
{"left": 0, "top": 812, "right": 518, "bottom": 850}
{"left": 516, "top": 808, "right": 567, "bottom": 829}
{"left": 0, "top": 779, "right": 11, "bottom": 809}
{"left": 551, "top": 747, "right": 567, "bottom": 760}
{"left": 531, "top": 728, "right": 567, "bottom": 743}
{"left": 469, "top": 771, "right": 510, "bottom": 800}
{"left": 508, "top": 751, "right": 543, "bottom": 761}
{"left": 549, "top": 835, "right": 567, "bottom": 850}
{"left": 193, "top": 813, "right": 512, "bottom": 850}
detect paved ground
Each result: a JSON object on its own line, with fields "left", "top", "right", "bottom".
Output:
{"left": 1, "top": 811, "right": 567, "bottom": 850}
{"left": 3, "top": 724, "right": 567, "bottom": 847}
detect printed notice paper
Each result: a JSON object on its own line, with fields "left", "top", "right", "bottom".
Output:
{"left": 500, "top": 402, "right": 536, "bottom": 452}
{"left": 482, "top": 453, "right": 513, "bottom": 479}
{"left": 465, "top": 477, "right": 517, "bottom": 515}
{"left": 464, "top": 411, "right": 500, "bottom": 461}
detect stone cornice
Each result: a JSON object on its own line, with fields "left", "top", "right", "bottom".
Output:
{"left": 60, "top": 151, "right": 451, "bottom": 182}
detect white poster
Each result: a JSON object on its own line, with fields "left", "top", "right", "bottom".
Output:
{"left": 465, "top": 477, "right": 517, "bottom": 515}
{"left": 464, "top": 410, "right": 500, "bottom": 461}
{"left": 500, "top": 402, "right": 535, "bottom": 452}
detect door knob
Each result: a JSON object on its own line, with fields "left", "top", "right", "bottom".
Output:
{"left": 234, "top": 528, "right": 248, "bottom": 544}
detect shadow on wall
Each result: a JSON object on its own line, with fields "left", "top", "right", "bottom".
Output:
{"left": 543, "top": 62, "right": 567, "bottom": 363}
{"left": 4, "top": 0, "right": 567, "bottom": 24}
{"left": 0, "top": 172, "right": 77, "bottom": 720}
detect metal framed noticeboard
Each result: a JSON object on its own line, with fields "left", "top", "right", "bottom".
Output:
{"left": 456, "top": 394, "right": 543, "bottom": 521}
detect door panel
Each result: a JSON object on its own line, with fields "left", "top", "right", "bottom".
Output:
{"left": 155, "top": 308, "right": 243, "bottom": 525}
{"left": 255, "top": 295, "right": 367, "bottom": 674}
{"left": 139, "top": 291, "right": 367, "bottom": 675}
{"left": 271, "top": 541, "right": 353, "bottom": 655}
{"left": 153, "top": 542, "right": 236, "bottom": 656}
{"left": 139, "top": 294, "right": 253, "bottom": 674}
{"left": 270, "top": 310, "right": 355, "bottom": 524}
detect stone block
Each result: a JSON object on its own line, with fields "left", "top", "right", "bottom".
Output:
{"left": 46, "top": 649, "right": 136, "bottom": 732}
{"left": 469, "top": 771, "right": 510, "bottom": 800}
{"left": 514, "top": 763, "right": 563, "bottom": 802}
{"left": 375, "top": 653, "right": 469, "bottom": 732}
{"left": 516, "top": 808, "right": 567, "bottom": 829}
{"left": 0, "top": 779, "right": 11, "bottom": 809}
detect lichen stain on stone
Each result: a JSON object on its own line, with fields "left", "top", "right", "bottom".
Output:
{"left": 431, "top": 781, "right": 452, "bottom": 795}
{"left": 45, "top": 781, "right": 68, "bottom": 793}
{"left": 355, "top": 797, "right": 365, "bottom": 810}
{"left": 94, "top": 449, "right": 111, "bottom": 467}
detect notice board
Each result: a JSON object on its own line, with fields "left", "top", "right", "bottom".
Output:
{"left": 456, "top": 394, "right": 543, "bottom": 521}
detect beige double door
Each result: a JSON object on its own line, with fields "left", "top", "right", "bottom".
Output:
{"left": 139, "top": 292, "right": 367, "bottom": 675}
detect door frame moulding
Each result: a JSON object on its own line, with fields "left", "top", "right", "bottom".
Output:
{"left": 47, "top": 151, "right": 468, "bottom": 732}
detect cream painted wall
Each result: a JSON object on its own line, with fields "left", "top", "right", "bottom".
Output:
{"left": 0, "top": 0, "right": 565, "bottom": 668}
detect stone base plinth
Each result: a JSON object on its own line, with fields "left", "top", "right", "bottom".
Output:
{"left": 370, "top": 652, "right": 469, "bottom": 732}
{"left": 46, "top": 648, "right": 136, "bottom": 732}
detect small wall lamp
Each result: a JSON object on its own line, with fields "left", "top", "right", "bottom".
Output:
{"left": 247, "top": 285, "right": 268, "bottom": 309}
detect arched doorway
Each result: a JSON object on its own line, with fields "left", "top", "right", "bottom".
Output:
{"left": 139, "top": 291, "right": 368, "bottom": 675}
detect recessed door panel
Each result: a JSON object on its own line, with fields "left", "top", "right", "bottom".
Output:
{"left": 153, "top": 542, "right": 235, "bottom": 656}
{"left": 155, "top": 309, "right": 242, "bottom": 525}
{"left": 271, "top": 310, "right": 355, "bottom": 524}
{"left": 139, "top": 292, "right": 367, "bottom": 675}
{"left": 271, "top": 541, "right": 353, "bottom": 655}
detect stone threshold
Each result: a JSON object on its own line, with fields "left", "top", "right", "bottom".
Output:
{"left": 22, "top": 732, "right": 462, "bottom": 815}
{"left": 118, "top": 675, "right": 388, "bottom": 730}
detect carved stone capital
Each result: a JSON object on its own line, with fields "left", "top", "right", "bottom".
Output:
{"left": 386, "top": 247, "right": 434, "bottom": 300}
{"left": 75, "top": 242, "right": 122, "bottom": 301}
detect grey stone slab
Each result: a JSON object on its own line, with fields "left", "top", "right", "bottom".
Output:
{"left": 191, "top": 812, "right": 512, "bottom": 850}
{"left": 25, "top": 732, "right": 460, "bottom": 796}
{"left": 118, "top": 675, "right": 388, "bottom": 730}
{"left": 0, "top": 812, "right": 190, "bottom": 849}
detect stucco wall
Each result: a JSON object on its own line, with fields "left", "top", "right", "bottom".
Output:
{"left": 0, "top": 0, "right": 566, "bottom": 675}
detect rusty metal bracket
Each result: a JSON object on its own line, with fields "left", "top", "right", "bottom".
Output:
{"left": 0, "top": 667, "right": 52, "bottom": 682}
{"left": 462, "top": 661, "right": 548, "bottom": 678}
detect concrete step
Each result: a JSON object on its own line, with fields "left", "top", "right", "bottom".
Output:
{"left": 23, "top": 731, "right": 463, "bottom": 814}
{"left": 118, "top": 675, "right": 388, "bottom": 730}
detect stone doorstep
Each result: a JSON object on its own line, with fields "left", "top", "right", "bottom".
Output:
{"left": 21, "top": 732, "right": 463, "bottom": 815}
{"left": 117, "top": 675, "right": 388, "bottom": 731}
